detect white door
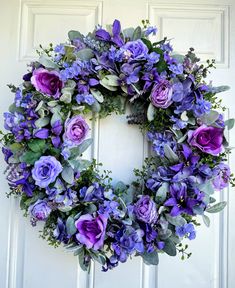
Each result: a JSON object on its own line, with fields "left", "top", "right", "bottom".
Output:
{"left": 1, "top": 0, "right": 235, "bottom": 287}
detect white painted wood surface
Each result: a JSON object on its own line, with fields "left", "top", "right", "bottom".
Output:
{"left": 0, "top": 0, "right": 235, "bottom": 287}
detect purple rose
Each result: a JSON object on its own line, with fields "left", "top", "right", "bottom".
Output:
{"left": 29, "top": 200, "right": 51, "bottom": 220}
{"left": 123, "top": 39, "right": 148, "bottom": 59}
{"left": 63, "top": 115, "right": 89, "bottom": 146}
{"left": 212, "top": 163, "right": 231, "bottom": 190}
{"left": 134, "top": 195, "right": 157, "bottom": 224}
{"left": 150, "top": 80, "right": 173, "bottom": 108}
{"left": 31, "top": 68, "right": 63, "bottom": 99}
{"left": 75, "top": 214, "right": 107, "bottom": 250}
{"left": 32, "top": 156, "right": 63, "bottom": 188}
{"left": 188, "top": 125, "right": 223, "bottom": 156}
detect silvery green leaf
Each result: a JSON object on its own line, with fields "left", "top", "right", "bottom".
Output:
{"left": 60, "top": 92, "right": 72, "bottom": 103}
{"left": 91, "top": 100, "right": 101, "bottom": 112}
{"left": 177, "top": 133, "right": 187, "bottom": 143}
{"left": 211, "top": 85, "right": 230, "bottom": 93}
{"left": 180, "top": 111, "right": 188, "bottom": 121}
{"left": 47, "top": 100, "right": 58, "bottom": 107}
{"left": 76, "top": 48, "right": 94, "bottom": 60}
{"left": 68, "top": 159, "right": 91, "bottom": 171}
{"left": 58, "top": 206, "right": 72, "bottom": 212}
{"left": 163, "top": 239, "right": 177, "bottom": 256}
{"left": 206, "top": 201, "right": 227, "bottom": 213}
{"left": 35, "top": 100, "right": 44, "bottom": 112}
{"left": 193, "top": 205, "right": 204, "bottom": 215}
{"left": 90, "top": 252, "right": 106, "bottom": 265}
{"left": 90, "top": 88, "right": 104, "bottom": 103}
{"left": 69, "top": 139, "right": 93, "bottom": 159}
{"left": 66, "top": 216, "right": 77, "bottom": 235}
{"left": 225, "top": 118, "right": 235, "bottom": 130}
{"left": 61, "top": 165, "right": 74, "bottom": 184}
{"left": 8, "top": 103, "right": 23, "bottom": 113}
{"left": 142, "top": 251, "right": 159, "bottom": 265}
{"left": 158, "top": 229, "right": 172, "bottom": 240}
{"left": 51, "top": 111, "right": 62, "bottom": 126}
{"left": 73, "top": 246, "right": 84, "bottom": 256}
{"left": 115, "top": 181, "right": 127, "bottom": 191}
{"left": 164, "top": 144, "right": 179, "bottom": 163}
{"left": 79, "top": 252, "right": 88, "bottom": 271}
{"left": 200, "top": 110, "right": 219, "bottom": 125}
{"left": 39, "top": 53, "right": 59, "bottom": 69}
{"left": 187, "top": 117, "right": 195, "bottom": 125}
{"left": 165, "top": 214, "right": 186, "bottom": 227}
{"left": 84, "top": 203, "right": 97, "bottom": 214}
{"left": 202, "top": 214, "right": 210, "bottom": 227}
{"left": 198, "top": 181, "right": 214, "bottom": 195}
{"left": 101, "top": 75, "right": 119, "bottom": 86}
{"left": 147, "top": 103, "right": 156, "bottom": 122}
{"left": 155, "top": 183, "right": 168, "bottom": 203}
{"left": 209, "top": 196, "right": 216, "bottom": 203}
{"left": 68, "top": 30, "right": 84, "bottom": 41}
{"left": 35, "top": 117, "right": 50, "bottom": 128}
{"left": 132, "top": 26, "right": 142, "bottom": 40}
{"left": 123, "top": 27, "right": 135, "bottom": 39}
{"left": 172, "top": 53, "right": 185, "bottom": 63}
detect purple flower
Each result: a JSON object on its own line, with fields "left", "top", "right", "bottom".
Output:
{"left": 79, "top": 182, "right": 104, "bottom": 202}
{"left": 34, "top": 128, "right": 49, "bottom": 139}
{"left": 63, "top": 115, "right": 89, "bottom": 146}
{"left": 52, "top": 120, "right": 63, "bottom": 135}
{"left": 144, "top": 26, "right": 158, "bottom": 36}
{"left": 54, "top": 218, "right": 70, "bottom": 243}
{"left": 188, "top": 125, "right": 224, "bottom": 156}
{"left": 29, "top": 200, "right": 51, "bottom": 221}
{"left": 148, "top": 131, "right": 177, "bottom": 157}
{"left": 212, "top": 163, "right": 231, "bottom": 190}
{"left": 134, "top": 195, "right": 157, "bottom": 224}
{"left": 122, "top": 40, "right": 148, "bottom": 60}
{"left": 76, "top": 94, "right": 95, "bottom": 105}
{"left": 32, "top": 156, "right": 62, "bottom": 188}
{"left": 150, "top": 80, "right": 173, "bottom": 108}
{"left": 175, "top": 223, "right": 196, "bottom": 240}
{"left": 164, "top": 183, "right": 197, "bottom": 216}
{"left": 2, "top": 147, "right": 13, "bottom": 163}
{"left": 31, "top": 68, "right": 63, "bottom": 99}
{"left": 75, "top": 214, "right": 107, "bottom": 250}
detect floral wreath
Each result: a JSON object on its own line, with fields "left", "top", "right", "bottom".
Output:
{"left": 1, "top": 19, "right": 234, "bottom": 272}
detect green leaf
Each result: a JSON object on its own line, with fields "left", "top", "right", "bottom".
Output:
{"left": 164, "top": 144, "right": 179, "bottom": 163}
{"left": 66, "top": 216, "right": 77, "bottom": 235}
{"left": 212, "top": 85, "right": 230, "bottom": 93}
{"left": 68, "top": 159, "right": 91, "bottom": 171}
{"left": 225, "top": 118, "right": 235, "bottom": 130}
{"left": 76, "top": 48, "right": 94, "bottom": 61}
{"left": 28, "top": 139, "right": 46, "bottom": 153}
{"left": 101, "top": 75, "right": 120, "bottom": 87}
{"left": 9, "top": 143, "right": 22, "bottom": 153}
{"left": 206, "top": 201, "right": 227, "bottom": 213}
{"left": 19, "top": 151, "right": 41, "bottom": 165}
{"left": 165, "top": 214, "right": 186, "bottom": 227}
{"left": 202, "top": 214, "right": 210, "bottom": 227}
{"left": 147, "top": 103, "right": 156, "bottom": 122}
{"left": 140, "top": 38, "right": 152, "bottom": 50}
{"left": 39, "top": 53, "right": 59, "bottom": 69}
{"left": 61, "top": 165, "right": 74, "bottom": 184}
{"left": 163, "top": 239, "right": 177, "bottom": 256}
{"left": 142, "top": 251, "right": 159, "bottom": 265}
{"left": 90, "top": 252, "right": 106, "bottom": 265}
{"left": 200, "top": 110, "right": 219, "bottom": 125}
{"left": 155, "top": 183, "right": 168, "bottom": 203}
{"left": 69, "top": 139, "right": 93, "bottom": 159}
{"left": 90, "top": 88, "right": 104, "bottom": 103}
{"left": 132, "top": 26, "right": 142, "bottom": 40}
{"left": 35, "top": 117, "right": 50, "bottom": 128}
{"left": 68, "top": 30, "right": 84, "bottom": 41}
{"left": 60, "top": 92, "right": 72, "bottom": 103}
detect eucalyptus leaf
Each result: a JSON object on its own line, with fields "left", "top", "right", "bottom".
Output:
{"left": 211, "top": 85, "right": 230, "bottom": 94}
{"left": 200, "top": 110, "right": 219, "bottom": 125}
{"left": 39, "top": 53, "right": 59, "bottom": 69}
{"left": 35, "top": 117, "right": 50, "bottom": 128}
{"left": 58, "top": 206, "right": 73, "bottom": 212}
{"left": 76, "top": 48, "right": 94, "bottom": 61}
{"left": 198, "top": 181, "right": 214, "bottom": 195}
{"left": 69, "top": 139, "right": 93, "bottom": 159}
{"left": 202, "top": 214, "right": 210, "bottom": 227}
{"left": 155, "top": 183, "right": 168, "bottom": 203}
{"left": 66, "top": 216, "right": 77, "bottom": 235}
{"left": 147, "top": 103, "right": 156, "bottom": 122}
{"left": 61, "top": 165, "right": 74, "bottom": 184}
{"left": 60, "top": 92, "right": 72, "bottom": 103}
{"left": 163, "top": 239, "right": 177, "bottom": 256}
{"left": 142, "top": 251, "right": 159, "bottom": 265}
{"left": 68, "top": 159, "right": 91, "bottom": 171}
{"left": 164, "top": 144, "right": 179, "bottom": 163}
{"left": 165, "top": 214, "right": 186, "bottom": 227}
{"left": 225, "top": 118, "right": 235, "bottom": 130}
{"left": 123, "top": 27, "right": 135, "bottom": 40}
{"left": 132, "top": 26, "right": 142, "bottom": 40}
{"left": 172, "top": 53, "right": 185, "bottom": 63}
{"left": 206, "top": 201, "right": 227, "bottom": 213}
{"left": 68, "top": 30, "right": 84, "bottom": 41}
{"left": 90, "top": 88, "right": 104, "bottom": 103}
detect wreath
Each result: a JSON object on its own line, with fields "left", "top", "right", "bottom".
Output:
{"left": 1, "top": 19, "right": 234, "bottom": 272}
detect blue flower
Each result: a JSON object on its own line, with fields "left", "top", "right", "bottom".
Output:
{"left": 175, "top": 223, "right": 196, "bottom": 240}
{"left": 148, "top": 131, "right": 177, "bottom": 157}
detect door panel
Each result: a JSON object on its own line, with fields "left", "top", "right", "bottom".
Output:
{"left": 0, "top": 0, "right": 234, "bottom": 287}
